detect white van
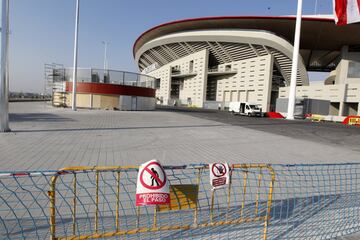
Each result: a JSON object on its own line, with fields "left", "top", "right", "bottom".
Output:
{"left": 229, "top": 102, "right": 263, "bottom": 117}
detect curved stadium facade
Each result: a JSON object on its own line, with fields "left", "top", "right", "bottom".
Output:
{"left": 134, "top": 16, "right": 360, "bottom": 116}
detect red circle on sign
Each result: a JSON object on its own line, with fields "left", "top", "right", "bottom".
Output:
{"left": 139, "top": 162, "right": 167, "bottom": 190}
{"left": 212, "top": 163, "right": 227, "bottom": 177}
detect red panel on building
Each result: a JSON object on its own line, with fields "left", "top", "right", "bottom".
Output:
{"left": 65, "top": 82, "right": 156, "bottom": 98}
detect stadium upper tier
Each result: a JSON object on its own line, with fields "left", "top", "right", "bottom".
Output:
{"left": 134, "top": 16, "right": 360, "bottom": 86}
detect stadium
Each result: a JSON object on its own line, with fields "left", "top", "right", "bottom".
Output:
{"left": 133, "top": 15, "right": 360, "bottom": 116}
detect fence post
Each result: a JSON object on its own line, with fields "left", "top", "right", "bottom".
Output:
{"left": 263, "top": 166, "right": 276, "bottom": 240}
{"left": 72, "top": 173, "right": 77, "bottom": 235}
{"left": 48, "top": 175, "right": 59, "bottom": 240}
{"left": 226, "top": 165, "right": 233, "bottom": 221}
{"left": 255, "top": 170, "right": 262, "bottom": 216}
{"left": 116, "top": 171, "right": 120, "bottom": 232}
{"left": 95, "top": 171, "right": 99, "bottom": 233}
{"left": 240, "top": 171, "right": 248, "bottom": 217}
{"left": 193, "top": 168, "right": 201, "bottom": 226}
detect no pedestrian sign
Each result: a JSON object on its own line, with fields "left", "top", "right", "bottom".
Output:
{"left": 210, "top": 163, "right": 230, "bottom": 190}
{"left": 136, "top": 159, "right": 170, "bottom": 206}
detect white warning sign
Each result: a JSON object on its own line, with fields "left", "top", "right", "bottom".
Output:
{"left": 209, "top": 163, "right": 230, "bottom": 189}
{"left": 136, "top": 159, "right": 170, "bottom": 206}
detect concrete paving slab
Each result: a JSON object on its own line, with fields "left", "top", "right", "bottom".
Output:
{"left": 0, "top": 102, "right": 359, "bottom": 171}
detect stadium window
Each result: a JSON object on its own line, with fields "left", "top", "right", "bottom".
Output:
{"left": 189, "top": 60, "right": 194, "bottom": 73}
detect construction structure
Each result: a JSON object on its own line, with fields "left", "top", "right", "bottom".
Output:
{"left": 133, "top": 15, "right": 360, "bottom": 116}
{"left": 44, "top": 64, "right": 157, "bottom": 111}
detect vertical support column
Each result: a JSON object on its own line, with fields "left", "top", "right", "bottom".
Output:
{"left": 89, "top": 94, "right": 93, "bottom": 109}
{"left": 339, "top": 84, "right": 347, "bottom": 116}
{"left": 0, "top": 0, "right": 10, "bottom": 132}
{"left": 339, "top": 102, "right": 344, "bottom": 117}
{"left": 197, "top": 49, "right": 209, "bottom": 108}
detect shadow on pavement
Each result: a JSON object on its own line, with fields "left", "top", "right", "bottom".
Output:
{"left": 9, "top": 113, "right": 75, "bottom": 123}
{"left": 12, "top": 124, "right": 226, "bottom": 133}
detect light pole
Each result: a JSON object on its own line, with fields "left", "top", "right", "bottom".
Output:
{"left": 102, "top": 41, "right": 109, "bottom": 83}
{"left": 71, "top": 0, "right": 80, "bottom": 111}
{"left": 286, "top": 0, "right": 303, "bottom": 120}
{"left": 0, "top": 0, "right": 10, "bottom": 132}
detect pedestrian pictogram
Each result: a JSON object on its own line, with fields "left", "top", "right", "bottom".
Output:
{"left": 136, "top": 160, "right": 170, "bottom": 206}
{"left": 139, "top": 161, "right": 167, "bottom": 190}
{"left": 209, "top": 163, "right": 230, "bottom": 190}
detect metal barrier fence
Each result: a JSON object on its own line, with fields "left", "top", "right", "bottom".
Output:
{"left": 1, "top": 163, "right": 360, "bottom": 239}
{"left": 61, "top": 68, "right": 157, "bottom": 89}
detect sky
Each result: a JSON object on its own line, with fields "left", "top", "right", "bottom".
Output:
{"left": 9, "top": 0, "right": 334, "bottom": 93}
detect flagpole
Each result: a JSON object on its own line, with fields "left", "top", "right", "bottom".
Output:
{"left": 286, "top": 0, "right": 303, "bottom": 120}
{"left": 0, "top": 0, "right": 10, "bottom": 132}
{"left": 72, "top": 0, "right": 80, "bottom": 111}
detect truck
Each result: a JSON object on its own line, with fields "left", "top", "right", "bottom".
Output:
{"left": 229, "top": 102, "right": 263, "bottom": 117}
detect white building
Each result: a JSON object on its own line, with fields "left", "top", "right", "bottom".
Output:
{"left": 133, "top": 16, "right": 360, "bottom": 116}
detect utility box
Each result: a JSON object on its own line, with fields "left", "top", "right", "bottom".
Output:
{"left": 276, "top": 98, "right": 330, "bottom": 118}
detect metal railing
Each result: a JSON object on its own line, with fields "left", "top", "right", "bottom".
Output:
{"left": 2, "top": 163, "right": 360, "bottom": 239}
{"left": 48, "top": 164, "right": 275, "bottom": 240}
{"left": 49, "top": 67, "right": 157, "bottom": 89}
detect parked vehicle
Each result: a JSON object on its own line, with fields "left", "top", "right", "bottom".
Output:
{"left": 229, "top": 101, "right": 263, "bottom": 117}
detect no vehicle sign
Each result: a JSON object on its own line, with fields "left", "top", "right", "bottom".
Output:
{"left": 210, "top": 163, "right": 230, "bottom": 189}
{"left": 136, "top": 160, "right": 170, "bottom": 206}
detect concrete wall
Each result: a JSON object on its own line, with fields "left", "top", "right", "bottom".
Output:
{"left": 216, "top": 55, "right": 274, "bottom": 111}
{"left": 279, "top": 83, "right": 360, "bottom": 116}
{"left": 136, "top": 97, "right": 156, "bottom": 110}
{"left": 61, "top": 93, "right": 155, "bottom": 111}
{"left": 335, "top": 46, "right": 360, "bottom": 85}
{"left": 148, "top": 49, "right": 209, "bottom": 107}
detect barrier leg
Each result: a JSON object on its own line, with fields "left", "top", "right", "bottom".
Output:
{"left": 193, "top": 168, "right": 201, "bottom": 226}
{"left": 136, "top": 206, "right": 140, "bottom": 228}
{"left": 153, "top": 207, "right": 158, "bottom": 228}
{"left": 255, "top": 170, "right": 262, "bottom": 216}
{"left": 210, "top": 189, "right": 215, "bottom": 223}
{"left": 115, "top": 172, "right": 120, "bottom": 232}
{"left": 240, "top": 171, "right": 248, "bottom": 218}
{"left": 49, "top": 175, "right": 58, "bottom": 240}
{"left": 226, "top": 167, "right": 233, "bottom": 221}
{"left": 72, "top": 173, "right": 77, "bottom": 235}
{"left": 95, "top": 171, "right": 99, "bottom": 233}
{"left": 263, "top": 167, "right": 275, "bottom": 240}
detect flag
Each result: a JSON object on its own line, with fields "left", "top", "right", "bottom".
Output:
{"left": 334, "top": 0, "right": 360, "bottom": 25}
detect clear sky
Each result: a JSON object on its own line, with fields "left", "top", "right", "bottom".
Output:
{"left": 9, "top": 0, "right": 334, "bottom": 93}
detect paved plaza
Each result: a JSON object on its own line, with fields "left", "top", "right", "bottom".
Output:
{"left": 1, "top": 102, "right": 360, "bottom": 240}
{"left": 0, "top": 102, "right": 359, "bottom": 171}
